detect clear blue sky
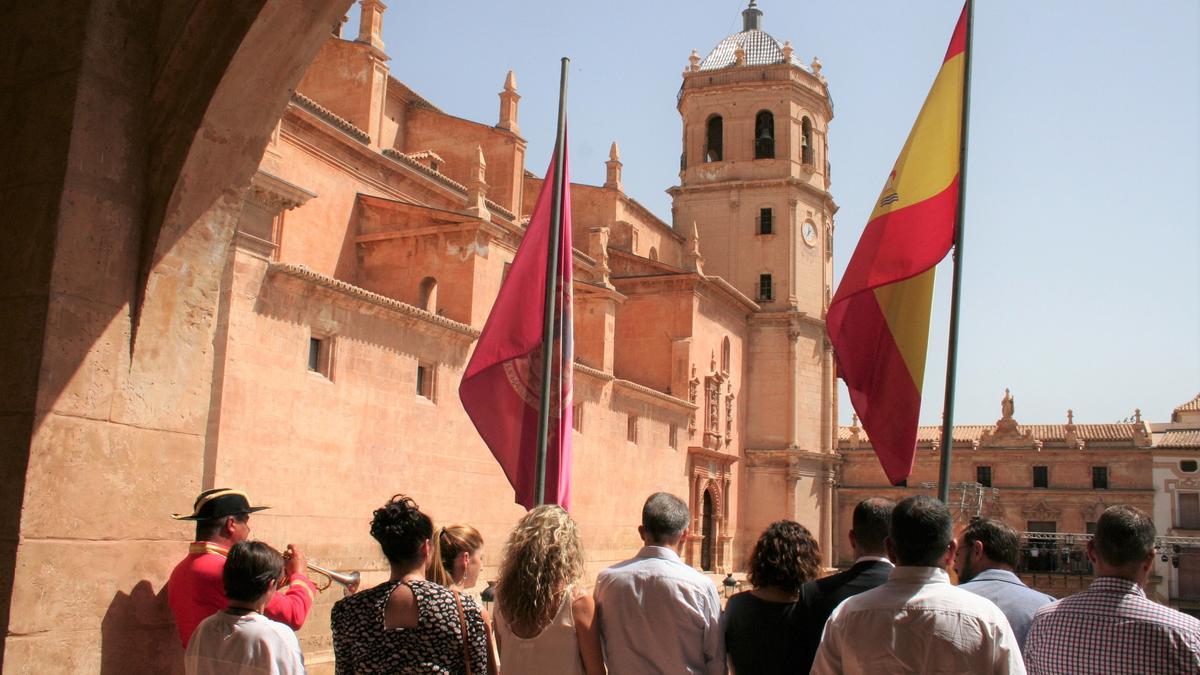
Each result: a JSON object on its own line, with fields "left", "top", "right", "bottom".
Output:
{"left": 372, "top": 1, "right": 1200, "bottom": 426}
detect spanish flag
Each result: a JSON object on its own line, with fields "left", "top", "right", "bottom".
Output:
{"left": 828, "top": 5, "right": 969, "bottom": 485}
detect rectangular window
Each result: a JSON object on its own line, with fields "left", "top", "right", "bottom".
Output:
{"left": 1086, "top": 521, "right": 1097, "bottom": 535}
{"left": 572, "top": 402, "right": 583, "bottom": 433}
{"left": 757, "top": 208, "right": 773, "bottom": 235}
{"left": 1092, "top": 466, "right": 1108, "bottom": 490}
{"left": 308, "top": 337, "right": 321, "bottom": 371}
{"left": 1033, "top": 465, "right": 1048, "bottom": 489}
{"left": 669, "top": 424, "right": 678, "bottom": 450}
{"left": 976, "top": 466, "right": 992, "bottom": 488}
{"left": 627, "top": 415, "right": 638, "bottom": 444}
{"left": 1180, "top": 551, "right": 1200, "bottom": 600}
{"left": 895, "top": 479, "right": 907, "bottom": 487}
{"left": 757, "top": 274, "right": 773, "bottom": 302}
{"left": 1180, "top": 493, "right": 1200, "bottom": 529}
{"left": 308, "top": 335, "right": 333, "bottom": 378}
{"left": 416, "top": 363, "right": 436, "bottom": 401}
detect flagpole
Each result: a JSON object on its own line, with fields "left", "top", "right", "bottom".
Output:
{"left": 535, "top": 57, "right": 570, "bottom": 506}
{"left": 937, "top": 0, "right": 974, "bottom": 504}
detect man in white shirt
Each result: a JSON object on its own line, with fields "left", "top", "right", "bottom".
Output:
{"left": 594, "top": 492, "right": 725, "bottom": 675}
{"left": 185, "top": 541, "right": 307, "bottom": 675}
{"left": 812, "top": 495, "right": 1024, "bottom": 675}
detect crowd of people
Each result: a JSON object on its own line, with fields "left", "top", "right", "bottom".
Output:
{"left": 167, "top": 488, "right": 1200, "bottom": 674}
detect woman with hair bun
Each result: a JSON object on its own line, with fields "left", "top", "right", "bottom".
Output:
{"left": 493, "top": 505, "right": 605, "bottom": 675}
{"left": 722, "top": 520, "right": 822, "bottom": 675}
{"left": 332, "top": 495, "right": 489, "bottom": 674}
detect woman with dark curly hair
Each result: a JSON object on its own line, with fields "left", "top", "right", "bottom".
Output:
{"left": 722, "top": 520, "right": 822, "bottom": 674}
{"left": 331, "top": 495, "right": 489, "bottom": 674}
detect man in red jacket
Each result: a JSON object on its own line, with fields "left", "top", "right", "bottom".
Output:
{"left": 168, "top": 488, "right": 317, "bottom": 646}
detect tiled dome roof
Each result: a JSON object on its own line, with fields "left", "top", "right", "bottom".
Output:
{"left": 699, "top": 2, "right": 809, "bottom": 72}
{"left": 699, "top": 29, "right": 807, "bottom": 72}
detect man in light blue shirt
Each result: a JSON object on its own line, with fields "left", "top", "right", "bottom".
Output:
{"left": 955, "top": 517, "right": 1056, "bottom": 648}
{"left": 594, "top": 492, "right": 725, "bottom": 675}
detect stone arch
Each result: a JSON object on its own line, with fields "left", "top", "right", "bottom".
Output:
{"left": 801, "top": 116, "right": 814, "bottom": 164}
{"left": 1, "top": 1, "right": 354, "bottom": 669}
{"left": 705, "top": 114, "right": 724, "bottom": 162}
{"left": 419, "top": 276, "right": 439, "bottom": 311}
{"left": 648, "top": 246, "right": 659, "bottom": 262}
{"left": 754, "top": 109, "right": 775, "bottom": 159}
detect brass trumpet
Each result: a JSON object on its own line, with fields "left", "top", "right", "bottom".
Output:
{"left": 305, "top": 561, "right": 361, "bottom": 594}
{"left": 276, "top": 545, "right": 361, "bottom": 594}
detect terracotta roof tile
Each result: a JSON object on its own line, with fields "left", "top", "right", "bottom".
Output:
{"left": 839, "top": 422, "right": 1140, "bottom": 445}
{"left": 1175, "top": 393, "right": 1200, "bottom": 414}
{"left": 1159, "top": 430, "right": 1200, "bottom": 449}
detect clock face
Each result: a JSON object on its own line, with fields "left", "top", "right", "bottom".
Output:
{"left": 802, "top": 221, "right": 818, "bottom": 245}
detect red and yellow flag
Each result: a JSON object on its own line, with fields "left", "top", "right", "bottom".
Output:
{"left": 828, "top": 5, "right": 968, "bottom": 485}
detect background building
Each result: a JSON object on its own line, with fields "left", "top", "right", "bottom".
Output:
{"left": 839, "top": 392, "right": 1200, "bottom": 612}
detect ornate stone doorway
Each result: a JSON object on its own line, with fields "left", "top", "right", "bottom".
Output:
{"left": 686, "top": 446, "right": 737, "bottom": 572}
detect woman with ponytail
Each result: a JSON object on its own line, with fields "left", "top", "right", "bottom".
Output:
{"left": 427, "top": 524, "right": 486, "bottom": 591}
{"left": 428, "top": 523, "right": 497, "bottom": 674}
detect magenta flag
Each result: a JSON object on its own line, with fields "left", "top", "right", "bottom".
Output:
{"left": 459, "top": 141, "right": 574, "bottom": 511}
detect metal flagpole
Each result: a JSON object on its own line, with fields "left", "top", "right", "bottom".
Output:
{"left": 535, "top": 57, "right": 570, "bottom": 506}
{"left": 937, "top": 1, "right": 974, "bottom": 504}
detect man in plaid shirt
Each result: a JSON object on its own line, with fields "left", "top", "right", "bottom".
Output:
{"left": 1025, "top": 505, "right": 1200, "bottom": 674}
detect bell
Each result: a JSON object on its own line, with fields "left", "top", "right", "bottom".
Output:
{"left": 757, "top": 128, "right": 773, "bottom": 142}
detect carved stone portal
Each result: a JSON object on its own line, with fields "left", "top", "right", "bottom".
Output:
{"left": 686, "top": 446, "right": 738, "bottom": 573}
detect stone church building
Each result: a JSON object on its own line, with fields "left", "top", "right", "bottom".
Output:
{"left": 219, "top": 0, "right": 838, "bottom": 615}
{"left": 2, "top": 1, "right": 1196, "bottom": 672}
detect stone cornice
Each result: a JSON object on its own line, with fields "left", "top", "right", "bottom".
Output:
{"left": 267, "top": 263, "right": 480, "bottom": 339}
{"left": 380, "top": 148, "right": 516, "bottom": 221}
{"left": 291, "top": 92, "right": 371, "bottom": 144}
{"left": 613, "top": 378, "right": 697, "bottom": 412}
{"left": 746, "top": 447, "right": 838, "bottom": 468}
{"left": 666, "top": 175, "right": 837, "bottom": 213}
{"left": 248, "top": 170, "right": 317, "bottom": 211}
{"left": 750, "top": 309, "right": 826, "bottom": 332}
{"left": 611, "top": 269, "right": 759, "bottom": 314}
{"left": 687, "top": 445, "right": 739, "bottom": 466}
{"left": 573, "top": 362, "right": 614, "bottom": 382}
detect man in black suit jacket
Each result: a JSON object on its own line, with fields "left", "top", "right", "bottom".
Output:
{"left": 797, "top": 497, "right": 896, "bottom": 672}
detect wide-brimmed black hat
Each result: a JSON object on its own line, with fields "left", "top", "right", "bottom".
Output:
{"left": 171, "top": 488, "right": 270, "bottom": 521}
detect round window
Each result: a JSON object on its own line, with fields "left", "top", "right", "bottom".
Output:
{"left": 1181, "top": 460, "right": 1198, "bottom": 473}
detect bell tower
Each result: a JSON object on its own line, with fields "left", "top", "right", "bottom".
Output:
{"left": 669, "top": 1, "right": 839, "bottom": 556}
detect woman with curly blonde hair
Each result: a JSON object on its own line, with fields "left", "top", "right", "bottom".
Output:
{"left": 493, "top": 505, "right": 605, "bottom": 674}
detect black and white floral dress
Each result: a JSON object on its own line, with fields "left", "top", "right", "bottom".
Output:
{"left": 332, "top": 578, "right": 487, "bottom": 674}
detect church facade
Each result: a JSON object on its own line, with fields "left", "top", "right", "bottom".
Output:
{"left": 207, "top": 2, "right": 838, "bottom": 662}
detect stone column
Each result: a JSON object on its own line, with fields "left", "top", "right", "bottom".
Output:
{"left": 787, "top": 324, "right": 800, "bottom": 447}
